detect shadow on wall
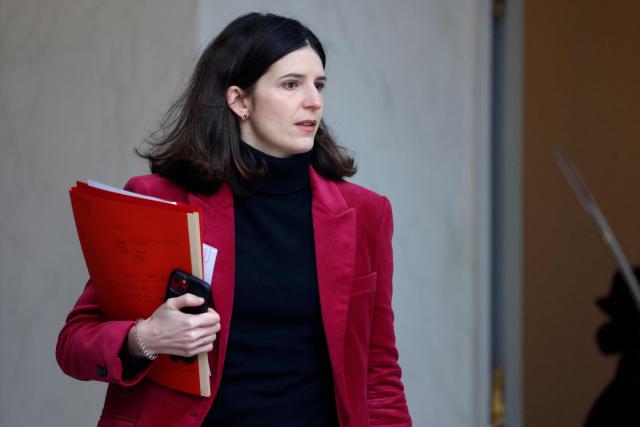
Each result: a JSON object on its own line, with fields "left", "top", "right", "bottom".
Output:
{"left": 585, "top": 268, "right": 640, "bottom": 426}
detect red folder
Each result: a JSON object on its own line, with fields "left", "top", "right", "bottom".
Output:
{"left": 69, "top": 182, "right": 211, "bottom": 397}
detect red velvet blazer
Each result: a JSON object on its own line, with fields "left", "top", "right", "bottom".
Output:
{"left": 57, "top": 168, "right": 411, "bottom": 427}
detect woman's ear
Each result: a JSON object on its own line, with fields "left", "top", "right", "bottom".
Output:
{"left": 226, "top": 86, "right": 249, "bottom": 120}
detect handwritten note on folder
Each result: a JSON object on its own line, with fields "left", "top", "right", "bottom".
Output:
{"left": 69, "top": 181, "right": 217, "bottom": 397}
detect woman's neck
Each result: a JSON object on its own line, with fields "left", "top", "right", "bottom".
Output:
{"left": 240, "top": 140, "right": 312, "bottom": 195}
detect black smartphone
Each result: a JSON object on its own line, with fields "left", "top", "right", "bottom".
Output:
{"left": 165, "top": 269, "right": 212, "bottom": 314}
{"left": 165, "top": 269, "right": 213, "bottom": 364}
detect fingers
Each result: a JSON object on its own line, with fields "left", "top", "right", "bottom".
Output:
{"left": 149, "top": 298, "right": 220, "bottom": 357}
{"left": 158, "top": 328, "right": 218, "bottom": 358}
{"left": 186, "top": 324, "right": 220, "bottom": 344}
{"left": 194, "top": 309, "right": 221, "bottom": 327}
{"left": 176, "top": 314, "right": 220, "bottom": 357}
{"left": 166, "top": 293, "right": 205, "bottom": 310}
{"left": 182, "top": 343, "right": 214, "bottom": 357}
{"left": 179, "top": 331, "right": 217, "bottom": 357}
{"left": 165, "top": 296, "right": 219, "bottom": 325}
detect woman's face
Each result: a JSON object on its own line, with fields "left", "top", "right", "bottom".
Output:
{"left": 240, "top": 46, "right": 326, "bottom": 157}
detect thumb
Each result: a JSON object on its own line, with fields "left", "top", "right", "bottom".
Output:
{"left": 167, "top": 293, "right": 204, "bottom": 310}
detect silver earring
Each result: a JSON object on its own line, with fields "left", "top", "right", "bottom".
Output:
{"left": 241, "top": 112, "right": 248, "bottom": 121}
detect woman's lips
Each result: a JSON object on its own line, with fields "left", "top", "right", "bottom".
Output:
{"left": 295, "top": 120, "right": 318, "bottom": 133}
{"left": 296, "top": 124, "right": 317, "bottom": 133}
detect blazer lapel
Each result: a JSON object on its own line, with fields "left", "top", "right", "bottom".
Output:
{"left": 310, "top": 167, "right": 356, "bottom": 421}
{"left": 186, "top": 185, "right": 235, "bottom": 395}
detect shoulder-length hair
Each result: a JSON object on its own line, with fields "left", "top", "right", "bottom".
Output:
{"left": 137, "top": 12, "right": 356, "bottom": 195}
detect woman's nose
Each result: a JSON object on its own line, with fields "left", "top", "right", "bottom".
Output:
{"left": 302, "top": 85, "right": 323, "bottom": 110}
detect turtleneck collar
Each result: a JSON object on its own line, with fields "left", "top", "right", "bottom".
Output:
{"left": 241, "top": 140, "right": 312, "bottom": 195}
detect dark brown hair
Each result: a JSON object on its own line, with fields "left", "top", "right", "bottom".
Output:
{"left": 137, "top": 12, "right": 356, "bottom": 195}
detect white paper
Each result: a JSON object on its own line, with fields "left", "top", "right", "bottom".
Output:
{"left": 87, "top": 179, "right": 177, "bottom": 205}
{"left": 203, "top": 243, "right": 218, "bottom": 285}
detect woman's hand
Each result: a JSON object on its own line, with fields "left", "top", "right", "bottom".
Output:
{"left": 127, "top": 293, "right": 221, "bottom": 359}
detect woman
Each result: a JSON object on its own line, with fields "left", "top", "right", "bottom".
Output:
{"left": 57, "top": 12, "right": 411, "bottom": 427}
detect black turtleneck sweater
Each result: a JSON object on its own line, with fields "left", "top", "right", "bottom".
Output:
{"left": 203, "top": 143, "right": 339, "bottom": 427}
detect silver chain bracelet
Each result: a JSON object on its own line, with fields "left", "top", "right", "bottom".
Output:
{"left": 134, "top": 318, "right": 158, "bottom": 360}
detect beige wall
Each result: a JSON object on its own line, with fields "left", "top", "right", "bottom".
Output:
{"left": 524, "top": 1, "right": 640, "bottom": 425}
{"left": 0, "top": 1, "right": 198, "bottom": 425}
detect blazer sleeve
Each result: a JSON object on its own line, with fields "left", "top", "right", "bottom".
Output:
{"left": 56, "top": 177, "right": 155, "bottom": 386}
{"left": 56, "top": 280, "right": 153, "bottom": 386}
{"left": 367, "top": 196, "right": 412, "bottom": 426}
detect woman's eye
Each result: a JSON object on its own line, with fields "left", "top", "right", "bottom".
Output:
{"left": 315, "top": 81, "right": 326, "bottom": 91}
{"left": 283, "top": 81, "right": 299, "bottom": 89}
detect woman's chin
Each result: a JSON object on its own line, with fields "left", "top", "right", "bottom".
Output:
{"left": 276, "top": 139, "right": 314, "bottom": 157}
{"left": 293, "top": 136, "right": 315, "bottom": 153}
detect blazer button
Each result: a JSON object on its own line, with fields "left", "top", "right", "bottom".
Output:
{"left": 96, "top": 365, "right": 108, "bottom": 377}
